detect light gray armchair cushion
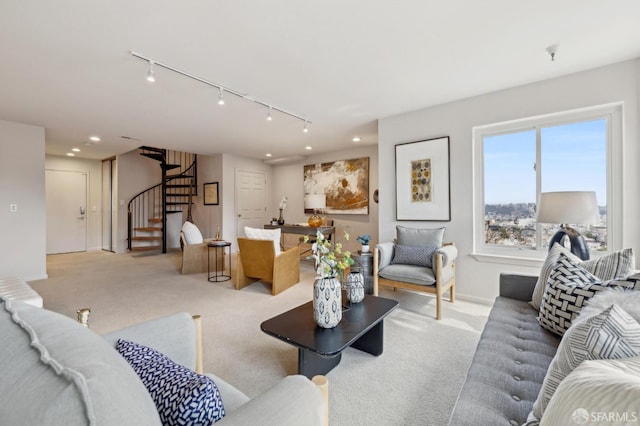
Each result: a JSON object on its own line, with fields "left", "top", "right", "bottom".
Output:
{"left": 376, "top": 242, "right": 395, "bottom": 269}
{"left": 103, "top": 312, "right": 196, "bottom": 370}
{"left": 436, "top": 244, "right": 458, "bottom": 267}
{"left": 396, "top": 225, "right": 445, "bottom": 247}
{"left": 0, "top": 298, "right": 161, "bottom": 426}
{"left": 216, "top": 375, "right": 324, "bottom": 426}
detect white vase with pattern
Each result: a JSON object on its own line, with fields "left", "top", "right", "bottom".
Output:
{"left": 313, "top": 276, "right": 342, "bottom": 328}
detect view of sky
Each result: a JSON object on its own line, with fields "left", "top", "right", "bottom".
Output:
{"left": 483, "top": 118, "right": 607, "bottom": 205}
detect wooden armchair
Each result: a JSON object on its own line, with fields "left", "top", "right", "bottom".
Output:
{"left": 373, "top": 238, "right": 457, "bottom": 320}
{"left": 236, "top": 238, "right": 300, "bottom": 295}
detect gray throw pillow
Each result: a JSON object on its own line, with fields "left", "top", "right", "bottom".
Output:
{"left": 396, "top": 226, "right": 445, "bottom": 248}
{"left": 391, "top": 244, "right": 437, "bottom": 268}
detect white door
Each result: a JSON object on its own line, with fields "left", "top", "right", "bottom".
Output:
{"left": 46, "top": 170, "right": 87, "bottom": 254}
{"left": 236, "top": 170, "right": 266, "bottom": 238}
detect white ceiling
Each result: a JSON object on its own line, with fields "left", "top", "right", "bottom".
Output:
{"left": 1, "top": 1, "right": 639, "bottom": 161}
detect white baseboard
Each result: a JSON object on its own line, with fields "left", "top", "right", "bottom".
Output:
{"left": 454, "top": 293, "right": 494, "bottom": 306}
{"left": 25, "top": 274, "right": 48, "bottom": 281}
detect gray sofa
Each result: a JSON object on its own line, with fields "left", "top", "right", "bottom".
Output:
{"left": 0, "top": 296, "right": 326, "bottom": 425}
{"left": 448, "top": 274, "right": 561, "bottom": 426}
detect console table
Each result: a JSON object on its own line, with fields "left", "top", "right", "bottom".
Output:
{"left": 264, "top": 223, "right": 335, "bottom": 251}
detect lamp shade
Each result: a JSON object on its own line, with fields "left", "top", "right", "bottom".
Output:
{"left": 304, "top": 194, "right": 326, "bottom": 210}
{"left": 536, "top": 191, "right": 600, "bottom": 225}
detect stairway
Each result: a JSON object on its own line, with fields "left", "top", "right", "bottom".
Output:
{"left": 127, "top": 147, "right": 197, "bottom": 252}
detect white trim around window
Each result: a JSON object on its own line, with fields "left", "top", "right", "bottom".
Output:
{"left": 472, "top": 102, "right": 623, "bottom": 265}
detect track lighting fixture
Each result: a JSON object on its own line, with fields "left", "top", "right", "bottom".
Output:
{"left": 146, "top": 60, "right": 156, "bottom": 83}
{"left": 130, "top": 51, "right": 310, "bottom": 130}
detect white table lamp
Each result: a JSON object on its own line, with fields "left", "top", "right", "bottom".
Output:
{"left": 304, "top": 194, "right": 326, "bottom": 227}
{"left": 536, "top": 191, "right": 600, "bottom": 260}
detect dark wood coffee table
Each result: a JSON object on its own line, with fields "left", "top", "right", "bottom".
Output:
{"left": 260, "top": 296, "right": 398, "bottom": 378}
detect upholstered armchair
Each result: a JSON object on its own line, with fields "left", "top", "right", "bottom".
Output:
{"left": 373, "top": 226, "right": 457, "bottom": 320}
{"left": 236, "top": 236, "right": 301, "bottom": 296}
{"left": 180, "top": 221, "right": 221, "bottom": 275}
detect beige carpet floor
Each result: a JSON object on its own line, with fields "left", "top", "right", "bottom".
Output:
{"left": 30, "top": 250, "right": 491, "bottom": 426}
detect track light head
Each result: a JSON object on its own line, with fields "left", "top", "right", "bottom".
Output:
{"left": 146, "top": 60, "right": 156, "bottom": 83}
{"left": 218, "top": 88, "right": 225, "bottom": 105}
{"left": 303, "top": 121, "right": 309, "bottom": 133}
{"left": 267, "top": 106, "right": 273, "bottom": 121}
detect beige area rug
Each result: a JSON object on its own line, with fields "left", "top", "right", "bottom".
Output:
{"left": 30, "top": 250, "right": 491, "bottom": 426}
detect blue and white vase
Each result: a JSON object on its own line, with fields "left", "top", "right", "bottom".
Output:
{"left": 346, "top": 271, "right": 365, "bottom": 303}
{"left": 313, "top": 276, "right": 342, "bottom": 328}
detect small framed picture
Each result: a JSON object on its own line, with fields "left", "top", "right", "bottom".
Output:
{"left": 203, "top": 182, "right": 219, "bottom": 205}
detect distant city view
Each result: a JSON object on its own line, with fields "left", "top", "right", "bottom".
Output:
{"left": 484, "top": 203, "right": 608, "bottom": 251}
{"left": 482, "top": 117, "right": 608, "bottom": 252}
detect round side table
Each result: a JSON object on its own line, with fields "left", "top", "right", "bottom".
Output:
{"left": 207, "top": 240, "right": 231, "bottom": 282}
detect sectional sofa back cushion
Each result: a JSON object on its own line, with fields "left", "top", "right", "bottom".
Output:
{"left": 538, "top": 253, "right": 640, "bottom": 336}
{"left": 530, "top": 244, "right": 635, "bottom": 310}
{"left": 528, "top": 304, "right": 640, "bottom": 422}
{"left": 0, "top": 297, "right": 161, "bottom": 425}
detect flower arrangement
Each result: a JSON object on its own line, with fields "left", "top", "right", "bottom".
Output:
{"left": 279, "top": 196, "right": 288, "bottom": 210}
{"left": 305, "top": 230, "right": 355, "bottom": 279}
{"left": 356, "top": 234, "right": 371, "bottom": 245}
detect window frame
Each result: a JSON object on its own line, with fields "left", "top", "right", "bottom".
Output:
{"left": 472, "top": 103, "right": 623, "bottom": 266}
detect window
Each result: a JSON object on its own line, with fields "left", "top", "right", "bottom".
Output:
{"left": 473, "top": 104, "right": 622, "bottom": 263}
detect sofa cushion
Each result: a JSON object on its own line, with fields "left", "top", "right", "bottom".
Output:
{"left": 379, "top": 264, "right": 437, "bottom": 286}
{"left": 540, "top": 356, "right": 640, "bottom": 426}
{"left": 391, "top": 244, "right": 437, "bottom": 268}
{"left": 448, "top": 296, "right": 561, "bottom": 426}
{"left": 0, "top": 297, "right": 160, "bottom": 425}
{"left": 538, "top": 253, "right": 640, "bottom": 336}
{"left": 245, "top": 226, "right": 281, "bottom": 255}
{"left": 182, "top": 221, "right": 204, "bottom": 245}
{"left": 575, "top": 284, "right": 640, "bottom": 324}
{"left": 529, "top": 304, "right": 640, "bottom": 422}
{"left": 531, "top": 244, "right": 635, "bottom": 310}
{"left": 117, "top": 339, "right": 225, "bottom": 425}
{"left": 396, "top": 225, "right": 445, "bottom": 248}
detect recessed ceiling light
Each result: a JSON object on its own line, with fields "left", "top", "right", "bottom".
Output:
{"left": 352, "top": 137, "right": 361, "bottom": 142}
{"left": 266, "top": 153, "right": 272, "bottom": 157}
{"left": 305, "top": 146, "right": 312, "bottom": 150}
{"left": 72, "top": 148, "right": 80, "bottom": 152}
{"left": 89, "top": 136, "right": 101, "bottom": 142}
{"left": 66, "top": 152, "right": 75, "bottom": 157}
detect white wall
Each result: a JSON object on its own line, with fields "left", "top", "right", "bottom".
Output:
{"left": 45, "top": 155, "right": 103, "bottom": 251}
{"left": 271, "top": 145, "right": 379, "bottom": 254}
{"left": 192, "top": 154, "right": 223, "bottom": 239}
{"left": 0, "top": 120, "right": 47, "bottom": 280}
{"left": 378, "top": 59, "right": 640, "bottom": 303}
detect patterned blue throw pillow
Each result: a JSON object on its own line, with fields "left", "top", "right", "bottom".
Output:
{"left": 391, "top": 244, "right": 438, "bottom": 268}
{"left": 117, "top": 339, "right": 225, "bottom": 425}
